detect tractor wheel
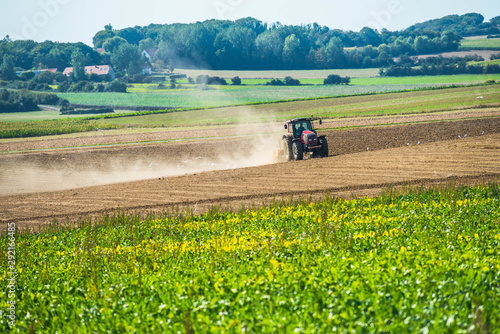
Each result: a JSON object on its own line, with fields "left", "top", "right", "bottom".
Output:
{"left": 292, "top": 141, "right": 303, "bottom": 161}
{"left": 283, "top": 138, "right": 293, "bottom": 161}
{"left": 319, "top": 137, "right": 329, "bottom": 157}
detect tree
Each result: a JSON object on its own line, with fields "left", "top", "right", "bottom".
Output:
{"left": 36, "top": 70, "right": 55, "bottom": 84}
{"left": 440, "top": 31, "right": 461, "bottom": 51}
{"left": 491, "top": 16, "right": 500, "bottom": 26}
{"left": 93, "top": 27, "right": 115, "bottom": 48}
{"left": 0, "top": 54, "right": 16, "bottom": 80}
{"left": 70, "top": 49, "right": 86, "bottom": 82}
{"left": 139, "top": 38, "right": 156, "bottom": 51}
{"left": 254, "top": 30, "right": 284, "bottom": 69}
{"left": 324, "top": 37, "right": 345, "bottom": 68}
{"left": 111, "top": 43, "right": 143, "bottom": 76}
{"left": 103, "top": 36, "right": 127, "bottom": 53}
{"left": 282, "top": 34, "right": 301, "bottom": 68}
{"left": 231, "top": 76, "right": 241, "bottom": 85}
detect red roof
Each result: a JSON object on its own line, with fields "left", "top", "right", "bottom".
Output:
{"left": 63, "top": 65, "right": 113, "bottom": 76}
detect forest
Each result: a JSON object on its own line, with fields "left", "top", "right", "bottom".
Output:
{"left": 0, "top": 12, "right": 499, "bottom": 74}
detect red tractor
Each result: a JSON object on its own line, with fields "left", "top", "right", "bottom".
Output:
{"left": 278, "top": 117, "right": 328, "bottom": 161}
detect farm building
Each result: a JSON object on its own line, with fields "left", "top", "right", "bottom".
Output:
{"left": 142, "top": 49, "right": 157, "bottom": 60}
{"left": 62, "top": 65, "right": 116, "bottom": 80}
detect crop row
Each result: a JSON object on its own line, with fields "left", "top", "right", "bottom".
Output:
{"left": 0, "top": 119, "right": 121, "bottom": 139}
{"left": 1, "top": 184, "right": 499, "bottom": 333}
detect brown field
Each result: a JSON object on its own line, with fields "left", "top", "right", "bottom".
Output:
{"left": 1, "top": 115, "right": 499, "bottom": 231}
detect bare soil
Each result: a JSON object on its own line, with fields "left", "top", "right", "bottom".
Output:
{"left": 1, "top": 117, "right": 499, "bottom": 230}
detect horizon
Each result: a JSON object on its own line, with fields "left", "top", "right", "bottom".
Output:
{"left": 1, "top": 0, "right": 499, "bottom": 46}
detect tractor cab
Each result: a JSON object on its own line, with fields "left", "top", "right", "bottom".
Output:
{"left": 284, "top": 118, "right": 321, "bottom": 137}
{"left": 280, "top": 117, "right": 328, "bottom": 161}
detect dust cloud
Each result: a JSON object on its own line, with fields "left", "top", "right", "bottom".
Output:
{"left": 1, "top": 70, "right": 291, "bottom": 195}
{"left": 0, "top": 121, "right": 284, "bottom": 196}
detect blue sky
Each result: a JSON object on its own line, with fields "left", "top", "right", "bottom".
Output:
{"left": 1, "top": 0, "right": 498, "bottom": 45}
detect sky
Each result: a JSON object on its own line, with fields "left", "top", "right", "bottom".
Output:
{"left": 1, "top": 0, "right": 499, "bottom": 46}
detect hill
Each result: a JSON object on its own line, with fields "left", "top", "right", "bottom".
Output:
{"left": 405, "top": 13, "right": 500, "bottom": 36}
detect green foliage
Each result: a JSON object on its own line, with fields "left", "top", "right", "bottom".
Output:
{"left": 70, "top": 49, "right": 86, "bottom": 82}
{"left": 102, "top": 36, "right": 127, "bottom": 53}
{"left": 105, "top": 80, "right": 127, "bottom": 93}
{"left": 459, "top": 38, "right": 500, "bottom": 51}
{"left": 265, "top": 76, "right": 300, "bottom": 86}
{"left": 231, "top": 76, "right": 242, "bottom": 85}
{"left": 2, "top": 184, "right": 499, "bottom": 332}
{"left": 60, "top": 107, "right": 114, "bottom": 115}
{"left": 195, "top": 75, "right": 227, "bottom": 85}
{"left": 35, "top": 71, "right": 55, "bottom": 84}
{"left": 111, "top": 43, "right": 143, "bottom": 76}
{"left": 324, "top": 74, "right": 351, "bottom": 85}
{"left": 0, "top": 118, "right": 120, "bottom": 138}
{"left": 0, "top": 54, "right": 16, "bottom": 80}
{"left": 405, "top": 13, "right": 499, "bottom": 36}
{"left": 0, "top": 89, "right": 65, "bottom": 113}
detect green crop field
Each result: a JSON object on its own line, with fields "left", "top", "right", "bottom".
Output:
{"left": 468, "top": 59, "right": 500, "bottom": 67}
{"left": 58, "top": 84, "right": 444, "bottom": 110}
{"left": 177, "top": 68, "right": 380, "bottom": 79}
{"left": 1, "top": 85, "right": 499, "bottom": 139}
{"left": 97, "top": 85, "right": 500, "bottom": 129}
{"left": 351, "top": 74, "right": 500, "bottom": 85}
{"left": 459, "top": 38, "right": 500, "bottom": 50}
{"left": 2, "top": 184, "right": 499, "bottom": 333}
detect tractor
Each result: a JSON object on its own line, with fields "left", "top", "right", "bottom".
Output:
{"left": 276, "top": 117, "right": 328, "bottom": 161}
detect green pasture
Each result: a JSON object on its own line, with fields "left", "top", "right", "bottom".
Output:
{"left": 459, "top": 38, "right": 500, "bottom": 50}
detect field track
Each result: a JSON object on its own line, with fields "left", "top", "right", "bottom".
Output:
{"left": 1, "top": 116, "right": 499, "bottom": 230}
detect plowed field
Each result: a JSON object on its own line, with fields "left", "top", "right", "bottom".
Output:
{"left": 1, "top": 116, "right": 499, "bottom": 230}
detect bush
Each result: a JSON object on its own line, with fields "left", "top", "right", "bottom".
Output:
{"left": 129, "top": 74, "right": 146, "bottom": 83}
{"left": 324, "top": 74, "right": 350, "bottom": 85}
{"left": 324, "top": 74, "right": 342, "bottom": 85}
{"left": 36, "top": 71, "right": 55, "bottom": 84}
{"left": 196, "top": 75, "right": 227, "bottom": 85}
{"left": 68, "top": 81, "right": 88, "bottom": 92}
{"left": 0, "top": 89, "right": 39, "bottom": 113}
{"left": 266, "top": 78, "right": 284, "bottom": 86}
{"left": 231, "top": 76, "right": 242, "bottom": 85}
{"left": 57, "top": 82, "right": 70, "bottom": 92}
{"left": 19, "top": 71, "right": 35, "bottom": 81}
{"left": 60, "top": 107, "right": 114, "bottom": 115}
{"left": 284, "top": 76, "right": 300, "bottom": 86}
{"left": 94, "top": 83, "right": 105, "bottom": 92}
{"left": 105, "top": 80, "right": 127, "bottom": 93}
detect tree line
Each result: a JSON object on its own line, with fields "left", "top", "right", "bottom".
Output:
{"left": 0, "top": 13, "right": 498, "bottom": 75}
{"left": 0, "top": 13, "right": 498, "bottom": 77}
{"left": 380, "top": 54, "right": 500, "bottom": 77}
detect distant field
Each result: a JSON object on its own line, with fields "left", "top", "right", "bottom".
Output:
{"left": 58, "top": 84, "right": 441, "bottom": 110}
{"left": 352, "top": 74, "right": 500, "bottom": 85}
{"left": 459, "top": 38, "right": 500, "bottom": 50}
{"left": 1, "top": 85, "right": 499, "bottom": 138}
{"left": 97, "top": 85, "right": 500, "bottom": 129}
{"left": 177, "top": 68, "right": 380, "bottom": 79}
{"left": 468, "top": 59, "right": 500, "bottom": 67}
